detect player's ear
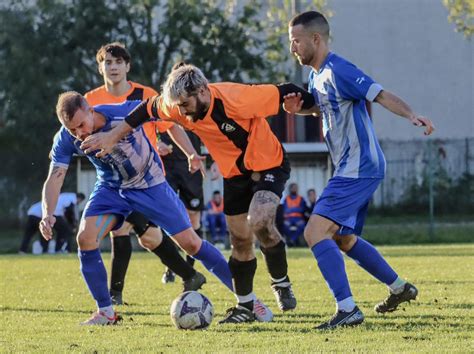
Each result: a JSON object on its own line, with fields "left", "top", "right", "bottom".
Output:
{"left": 125, "top": 62, "right": 130, "bottom": 73}
{"left": 98, "top": 63, "right": 103, "bottom": 75}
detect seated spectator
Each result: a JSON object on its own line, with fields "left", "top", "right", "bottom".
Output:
{"left": 19, "top": 192, "right": 85, "bottom": 254}
{"left": 282, "top": 183, "right": 307, "bottom": 247}
{"left": 206, "top": 190, "right": 227, "bottom": 245}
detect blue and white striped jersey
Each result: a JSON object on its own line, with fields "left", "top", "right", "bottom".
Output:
{"left": 308, "top": 52, "right": 386, "bottom": 179}
{"left": 50, "top": 100, "right": 165, "bottom": 189}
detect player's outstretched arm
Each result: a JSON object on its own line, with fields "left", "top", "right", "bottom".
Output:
{"left": 40, "top": 163, "right": 67, "bottom": 240}
{"left": 374, "top": 90, "right": 435, "bottom": 135}
{"left": 166, "top": 124, "right": 206, "bottom": 177}
{"left": 81, "top": 99, "right": 154, "bottom": 157}
{"left": 277, "top": 83, "right": 320, "bottom": 116}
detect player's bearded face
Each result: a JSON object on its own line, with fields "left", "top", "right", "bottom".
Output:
{"left": 289, "top": 25, "right": 315, "bottom": 66}
{"left": 180, "top": 94, "right": 209, "bottom": 122}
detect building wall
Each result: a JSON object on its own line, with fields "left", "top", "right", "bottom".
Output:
{"left": 322, "top": 0, "right": 473, "bottom": 140}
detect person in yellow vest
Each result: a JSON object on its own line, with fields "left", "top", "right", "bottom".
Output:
{"left": 206, "top": 191, "right": 227, "bottom": 245}
{"left": 282, "top": 183, "right": 307, "bottom": 247}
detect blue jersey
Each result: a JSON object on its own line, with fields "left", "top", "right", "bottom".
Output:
{"left": 50, "top": 101, "right": 165, "bottom": 189}
{"left": 308, "top": 52, "right": 386, "bottom": 178}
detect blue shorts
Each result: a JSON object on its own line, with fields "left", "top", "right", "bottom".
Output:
{"left": 313, "top": 176, "right": 382, "bottom": 236}
{"left": 83, "top": 182, "right": 191, "bottom": 236}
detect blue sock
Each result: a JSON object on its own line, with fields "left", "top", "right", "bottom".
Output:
{"left": 193, "top": 240, "right": 233, "bottom": 291}
{"left": 312, "top": 239, "right": 352, "bottom": 302}
{"left": 346, "top": 237, "right": 398, "bottom": 285}
{"left": 78, "top": 249, "right": 111, "bottom": 308}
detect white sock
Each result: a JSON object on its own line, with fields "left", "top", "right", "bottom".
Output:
{"left": 99, "top": 305, "right": 114, "bottom": 317}
{"left": 235, "top": 292, "right": 257, "bottom": 305}
{"left": 388, "top": 277, "right": 407, "bottom": 294}
{"left": 337, "top": 296, "right": 356, "bottom": 312}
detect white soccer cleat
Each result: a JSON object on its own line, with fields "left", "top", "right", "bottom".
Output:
{"left": 253, "top": 299, "right": 274, "bottom": 322}
{"left": 80, "top": 311, "right": 122, "bottom": 326}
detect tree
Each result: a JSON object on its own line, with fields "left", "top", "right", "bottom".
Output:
{"left": 0, "top": 0, "right": 290, "bottom": 221}
{"left": 443, "top": 0, "right": 474, "bottom": 38}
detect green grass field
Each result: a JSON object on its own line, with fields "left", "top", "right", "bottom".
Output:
{"left": 1, "top": 245, "right": 473, "bottom": 352}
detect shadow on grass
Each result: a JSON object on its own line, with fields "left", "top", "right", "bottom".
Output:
{"left": 0, "top": 306, "right": 90, "bottom": 315}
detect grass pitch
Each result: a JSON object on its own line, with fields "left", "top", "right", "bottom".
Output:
{"left": 1, "top": 244, "right": 473, "bottom": 352}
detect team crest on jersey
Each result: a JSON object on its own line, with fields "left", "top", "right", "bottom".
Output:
{"left": 221, "top": 123, "right": 236, "bottom": 133}
{"left": 190, "top": 198, "right": 201, "bottom": 208}
{"left": 264, "top": 173, "right": 275, "bottom": 183}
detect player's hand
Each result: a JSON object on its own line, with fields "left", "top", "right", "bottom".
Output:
{"left": 39, "top": 215, "right": 56, "bottom": 240}
{"left": 157, "top": 142, "right": 173, "bottom": 156}
{"left": 188, "top": 154, "right": 207, "bottom": 178}
{"left": 80, "top": 132, "right": 117, "bottom": 158}
{"left": 409, "top": 115, "right": 435, "bottom": 136}
{"left": 283, "top": 92, "right": 304, "bottom": 114}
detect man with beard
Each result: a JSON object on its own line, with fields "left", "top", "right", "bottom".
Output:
{"left": 81, "top": 64, "right": 316, "bottom": 324}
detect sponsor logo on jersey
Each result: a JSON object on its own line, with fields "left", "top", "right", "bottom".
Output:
{"left": 221, "top": 123, "right": 236, "bottom": 133}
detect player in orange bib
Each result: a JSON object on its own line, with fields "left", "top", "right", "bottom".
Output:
{"left": 81, "top": 63, "right": 316, "bottom": 324}
{"left": 84, "top": 43, "right": 206, "bottom": 305}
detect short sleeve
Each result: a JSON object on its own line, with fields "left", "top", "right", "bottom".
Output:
{"left": 231, "top": 84, "right": 280, "bottom": 119}
{"left": 333, "top": 62, "right": 383, "bottom": 102}
{"left": 156, "top": 121, "right": 175, "bottom": 133}
{"left": 49, "top": 129, "right": 76, "bottom": 168}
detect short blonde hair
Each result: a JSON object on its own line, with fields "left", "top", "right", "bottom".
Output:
{"left": 56, "top": 91, "right": 87, "bottom": 123}
{"left": 162, "top": 64, "right": 208, "bottom": 105}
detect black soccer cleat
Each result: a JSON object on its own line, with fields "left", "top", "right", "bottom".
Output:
{"left": 183, "top": 271, "right": 207, "bottom": 292}
{"left": 315, "top": 306, "right": 364, "bottom": 330}
{"left": 162, "top": 269, "right": 176, "bottom": 284}
{"left": 271, "top": 279, "right": 297, "bottom": 311}
{"left": 375, "top": 282, "right": 418, "bottom": 313}
{"left": 218, "top": 306, "right": 256, "bottom": 324}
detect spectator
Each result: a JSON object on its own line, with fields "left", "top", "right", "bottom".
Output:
{"left": 19, "top": 192, "right": 85, "bottom": 254}
{"left": 282, "top": 183, "right": 307, "bottom": 247}
{"left": 305, "top": 188, "right": 318, "bottom": 220}
{"left": 206, "top": 191, "right": 227, "bottom": 245}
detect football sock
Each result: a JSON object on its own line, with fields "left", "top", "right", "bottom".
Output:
{"left": 193, "top": 240, "right": 233, "bottom": 291}
{"left": 337, "top": 296, "right": 356, "bottom": 312}
{"left": 312, "top": 239, "right": 352, "bottom": 303}
{"left": 346, "top": 237, "right": 399, "bottom": 286}
{"left": 99, "top": 305, "right": 115, "bottom": 318}
{"left": 186, "top": 227, "right": 202, "bottom": 267}
{"left": 79, "top": 248, "right": 111, "bottom": 308}
{"left": 229, "top": 257, "right": 257, "bottom": 310}
{"left": 110, "top": 235, "right": 132, "bottom": 293}
{"left": 260, "top": 240, "right": 288, "bottom": 282}
{"left": 388, "top": 277, "right": 407, "bottom": 294}
{"left": 152, "top": 236, "right": 195, "bottom": 281}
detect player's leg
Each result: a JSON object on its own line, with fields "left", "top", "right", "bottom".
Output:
{"left": 185, "top": 209, "right": 202, "bottom": 266}
{"left": 109, "top": 221, "right": 133, "bottom": 305}
{"left": 77, "top": 214, "right": 121, "bottom": 325}
{"left": 19, "top": 215, "right": 41, "bottom": 253}
{"left": 248, "top": 161, "right": 296, "bottom": 312}
{"left": 334, "top": 204, "right": 418, "bottom": 313}
{"left": 137, "top": 223, "right": 206, "bottom": 291}
{"left": 125, "top": 182, "right": 233, "bottom": 291}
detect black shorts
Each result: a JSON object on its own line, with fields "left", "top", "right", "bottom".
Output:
{"left": 164, "top": 160, "right": 204, "bottom": 211}
{"left": 223, "top": 156, "right": 291, "bottom": 216}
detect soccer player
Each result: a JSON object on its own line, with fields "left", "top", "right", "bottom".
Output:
{"left": 285, "top": 11, "right": 435, "bottom": 329}
{"left": 80, "top": 64, "right": 317, "bottom": 323}
{"left": 40, "top": 92, "right": 234, "bottom": 325}
{"left": 158, "top": 126, "right": 205, "bottom": 284}
{"left": 85, "top": 42, "right": 205, "bottom": 304}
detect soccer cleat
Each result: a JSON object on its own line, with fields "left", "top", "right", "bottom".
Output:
{"left": 271, "top": 280, "right": 297, "bottom": 311}
{"left": 162, "top": 270, "right": 176, "bottom": 284}
{"left": 253, "top": 298, "right": 273, "bottom": 322}
{"left": 80, "top": 311, "right": 122, "bottom": 326}
{"left": 183, "top": 271, "right": 207, "bottom": 292}
{"left": 110, "top": 289, "right": 125, "bottom": 306}
{"left": 375, "top": 282, "right": 418, "bottom": 313}
{"left": 315, "top": 306, "right": 364, "bottom": 330}
{"left": 218, "top": 306, "right": 256, "bottom": 324}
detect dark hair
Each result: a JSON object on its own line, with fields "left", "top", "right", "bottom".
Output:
{"left": 76, "top": 192, "right": 86, "bottom": 201}
{"left": 212, "top": 190, "right": 221, "bottom": 195}
{"left": 96, "top": 42, "right": 131, "bottom": 65}
{"left": 289, "top": 11, "right": 330, "bottom": 38}
{"left": 56, "top": 91, "right": 87, "bottom": 123}
{"left": 307, "top": 188, "right": 316, "bottom": 194}
{"left": 172, "top": 61, "right": 186, "bottom": 71}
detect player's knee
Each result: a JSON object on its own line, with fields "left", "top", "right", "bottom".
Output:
{"left": 334, "top": 234, "right": 357, "bottom": 252}
{"left": 247, "top": 214, "right": 271, "bottom": 239}
{"left": 173, "top": 229, "right": 201, "bottom": 255}
{"left": 230, "top": 233, "right": 253, "bottom": 255}
{"left": 76, "top": 232, "right": 97, "bottom": 250}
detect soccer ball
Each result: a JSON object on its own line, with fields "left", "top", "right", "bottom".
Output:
{"left": 170, "top": 291, "right": 214, "bottom": 330}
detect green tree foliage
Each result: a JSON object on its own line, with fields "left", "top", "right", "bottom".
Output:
{"left": 0, "top": 0, "right": 296, "bottom": 220}
{"left": 443, "top": 0, "right": 474, "bottom": 38}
